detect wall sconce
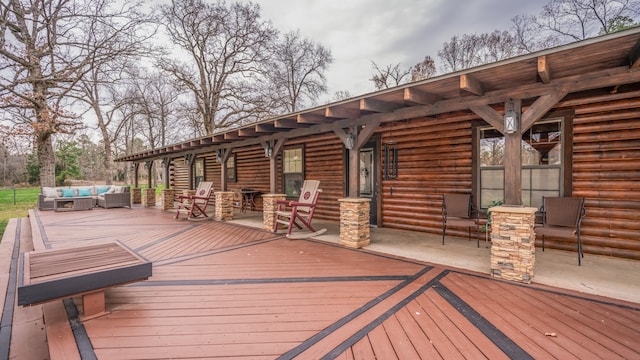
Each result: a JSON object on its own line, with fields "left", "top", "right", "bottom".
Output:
{"left": 264, "top": 145, "right": 273, "bottom": 158}
{"left": 345, "top": 132, "right": 355, "bottom": 150}
{"left": 184, "top": 153, "right": 191, "bottom": 163}
{"left": 215, "top": 149, "right": 222, "bottom": 163}
{"left": 504, "top": 99, "right": 519, "bottom": 134}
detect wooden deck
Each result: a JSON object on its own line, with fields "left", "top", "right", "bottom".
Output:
{"left": 3, "top": 206, "right": 639, "bottom": 359}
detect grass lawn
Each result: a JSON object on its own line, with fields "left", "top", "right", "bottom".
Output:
{"left": 0, "top": 187, "right": 39, "bottom": 240}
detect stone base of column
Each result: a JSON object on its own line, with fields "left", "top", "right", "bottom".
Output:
{"left": 338, "top": 198, "right": 371, "bottom": 248}
{"left": 131, "top": 188, "right": 142, "bottom": 205}
{"left": 161, "top": 189, "right": 176, "bottom": 211}
{"left": 143, "top": 188, "right": 156, "bottom": 208}
{"left": 214, "top": 191, "right": 234, "bottom": 221}
{"left": 262, "top": 194, "right": 287, "bottom": 231}
{"left": 490, "top": 206, "right": 537, "bottom": 284}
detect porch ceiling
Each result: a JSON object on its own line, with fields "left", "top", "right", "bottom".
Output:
{"left": 118, "top": 28, "right": 640, "bottom": 163}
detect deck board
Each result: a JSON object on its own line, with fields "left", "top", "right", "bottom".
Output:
{"left": 4, "top": 207, "right": 637, "bottom": 359}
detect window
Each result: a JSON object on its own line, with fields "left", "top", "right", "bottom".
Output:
{"left": 479, "top": 119, "right": 563, "bottom": 208}
{"left": 283, "top": 147, "right": 303, "bottom": 198}
{"left": 194, "top": 158, "right": 205, "bottom": 188}
{"left": 227, "top": 154, "right": 236, "bottom": 182}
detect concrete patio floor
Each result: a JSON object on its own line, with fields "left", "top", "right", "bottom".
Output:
{"left": 230, "top": 211, "right": 640, "bottom": 304}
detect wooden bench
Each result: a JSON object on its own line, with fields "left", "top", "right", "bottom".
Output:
{"left": 18, "top": 241, "right": 152, "bottom": 320}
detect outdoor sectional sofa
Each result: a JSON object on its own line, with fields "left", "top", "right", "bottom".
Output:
{"left": 38, "top": 185, "right": 131, "bottom": 210}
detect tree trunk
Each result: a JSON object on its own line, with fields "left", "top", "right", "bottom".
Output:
{"left": 37, "top": 135, "right": 56, "bottom": 187}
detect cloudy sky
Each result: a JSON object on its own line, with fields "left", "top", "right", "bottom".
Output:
{"left": 259, "top": 0, "right": 550, "bottom": 102}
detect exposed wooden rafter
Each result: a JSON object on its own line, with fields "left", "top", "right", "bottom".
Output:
{"left": 297, "top": 113, "right": 329, "bottom": 124}
{"left": 460, "top": 74, "right": 484, "bottom": 96}
{"left": 274, "top": 118, "right": 299, "bottom": 128}
{"left": 403, "top": 88, "right": 439, "bottom": 105}
{"left": 238, "top": 128, "right": 257, "bottom": 137}
{"left": 538, "top": 56, "right": 552, "bottom": 84}
{"left": 360, "top": 98, "right": 402, "bottom": 113}
{"left": 521, "top": 90, "right": 569, "bottom": 130}
{"left": 469, "top": 105, "right": 504, "bottom": 132}
{"left": 223, "top": 132, "right": 241, "bottom": 140}
{"left": 326, "top": 106, "right": 360, "bottom": 119}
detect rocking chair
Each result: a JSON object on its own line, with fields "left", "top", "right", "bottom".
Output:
{"left": 175, "top": 181, "right": 213, "bottom": 220}
{"left": 272, "top": 180, "right": 323, "bottom": 238}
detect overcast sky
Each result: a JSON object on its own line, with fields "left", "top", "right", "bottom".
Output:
{"left": 259, "top": 0, "right": 550, "bottom": 102}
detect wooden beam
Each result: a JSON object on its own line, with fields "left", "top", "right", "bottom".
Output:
{"left": 238, "top": 128, "right": 257, "bottom": 137}
{"left": 223, "top": 132, "right": 241, "bottom": 140}
{"left": 212, "top": 135, "right": 226, "bottom": 142}
{"left": 360, "top": 98, "right": 402, "bottom": 113}
{"left": 297, "top": 113, "right": 329, "bottom": 124}
{"left": 403, "top": 88, "right": 439, "bottom": 105}
{"left": 469, "top": 105, "right": 504, "bottom": 132}
{"left": 255, "top": 123, "right": 286, "bottom": 133}
{"left": 119, "top": 65, "right": 640, "bottom": 162}
{"left": 521, "top": 90, "right": 568, "bottom": 131}
{"left": 326, "top": 106, "right": 360, "bottom": 119}
{"left": 538, "top": 56, "right": 551, "bottom": 83}
{"left": 274, "top": 118, "right": 299, "bottom": 128}
{"left": 460, "top": 74, "right": 484, "bottom": 95}
{"left": 356, "top": 119, "right": 381, "bottom": 149}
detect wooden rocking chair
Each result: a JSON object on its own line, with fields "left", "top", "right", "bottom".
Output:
{"left": 272, "top": 180, "right": 325, "bottom": 238}
{"left": 175, "top": 181, "right": 213, "bottom": 220}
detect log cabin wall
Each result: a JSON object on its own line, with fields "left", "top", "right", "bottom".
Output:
{"left": 379, "top": 113, "right": 473, "bottom": 239}
{"left": 566, "top": 90, "right": 640, "bottom": 260}
{"left": 227, "top": 145, "right": 270, "bottom": 209}
{"left": 171, "top": 158, "right": 190, "bottom": 191}
{"left": 278, "top": 133, "right": 345, "bottom": 221}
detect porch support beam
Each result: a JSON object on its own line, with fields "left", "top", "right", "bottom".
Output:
{"left": 521, "top": 90, "right": 569, "bottom": 131}
{"left": 145, "top": 161, "right": 154, "bottom": 189}
{"left": 133, "top": 163, "right": 140, "bottom": 188}
{"left": 469, "top": 105, "right": 504, "bottom": 133}
{"left": 266, "top": 138, "right": 286, "bottom": 193}
{"left": 217, "top": 149, "right": 231, "bottom": 191}
{"left": 163, "top": 157, "right": 170, "bottom": 189}
{"left": 504, "top": 99, "right": 522, "bottom": 206}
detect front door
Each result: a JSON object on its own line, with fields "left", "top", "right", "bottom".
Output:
{"left": 359, "top": 141, "right": 378, "bottom": 225}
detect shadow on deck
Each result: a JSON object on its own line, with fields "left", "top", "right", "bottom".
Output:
{"left": 1, "top": 206, "right": 639, "bottom": 359}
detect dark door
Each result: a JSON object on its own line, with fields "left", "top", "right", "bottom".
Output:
{"left": 359, "top": 141, "right": 378, "bottom": 225}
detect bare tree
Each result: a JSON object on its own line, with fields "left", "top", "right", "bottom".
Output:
{"left": 535, "top": 0, "right": 640, "bottom": 43}
{"left": 410, "top": 56, "right": 437, "bottom": 82}
{"left": 332, "top": 90, "right": 352, "bottom": 101}
{"left": 268, "top": 30, "right": 333, "bottom": 112}
{"left": 370, "top": 61, "right": 411, "bottom": 90}
{"left": 0, "top": 0, "right": 155, "bottom": 187}
{"left": 71, "top": 4, "right": 158, "bottom": 184}
{"left": 158, "top": 0, "right": 277, "bottom": 134}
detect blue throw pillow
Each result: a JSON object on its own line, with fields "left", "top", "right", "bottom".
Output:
{"left": 78, "top": 188, "right": 91, "bottom": 197}
{"left": 96, "top": 186, "right": 110, "bottom": 195}
{"left": 61, "top": 188, "right": 75, "bottom": 197}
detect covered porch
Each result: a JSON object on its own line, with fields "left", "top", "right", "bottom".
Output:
{"left": 2, "top": 206, "right": 639, "bottom": 359}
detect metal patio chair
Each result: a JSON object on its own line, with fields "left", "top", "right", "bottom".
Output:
{"left": 442, "top": 193, "right": 480, "bottom": 247}
{"left": 535, "top": 197, "right": 586, "bottom": 265}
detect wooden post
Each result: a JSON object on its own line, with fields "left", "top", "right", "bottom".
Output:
{"left": 504, "top": 99, "right": 522, "bottom": 205}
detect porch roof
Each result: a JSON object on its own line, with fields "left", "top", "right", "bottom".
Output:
{"left": 117, "top": 27, "right": 640, "bottom": 163}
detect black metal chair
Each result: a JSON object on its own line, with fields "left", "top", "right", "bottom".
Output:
{"left": 535, "top": 197, "right": 586, "bottom": 265}
{"left": 442, "top": 193, "right": 480, "bottom": 247}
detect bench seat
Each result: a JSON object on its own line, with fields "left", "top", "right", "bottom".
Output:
{"left": 18, "top": 241, "right": 151, "bottom": 319}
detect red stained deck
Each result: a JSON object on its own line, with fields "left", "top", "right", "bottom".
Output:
{"left": 2, "top": 207, "right": 639, "bottom": 359}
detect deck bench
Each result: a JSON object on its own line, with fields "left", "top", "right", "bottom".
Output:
{"left": 18, "top": 241, "right": 152, "bottom": 319}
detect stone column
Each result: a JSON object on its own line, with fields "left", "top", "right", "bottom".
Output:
{"left": 338, "top": 198, "right": 371, "bottom": 248}
{"left": 131, "top": 188, "right": 142, "bottom": 205}
{"left": 161, "top": 189, "right": 176, "bottom": 211}
{"left": 214, "top": 191, "right": 234, "bottom": 221}
{"left": 490, "top": 205, "right": 538, "bottom": 283}
{"left": 262, "top": 194, "right": 286, "bottom": 231}
{"left": 143, "top": 188, "right": 156, "bottom": 208}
